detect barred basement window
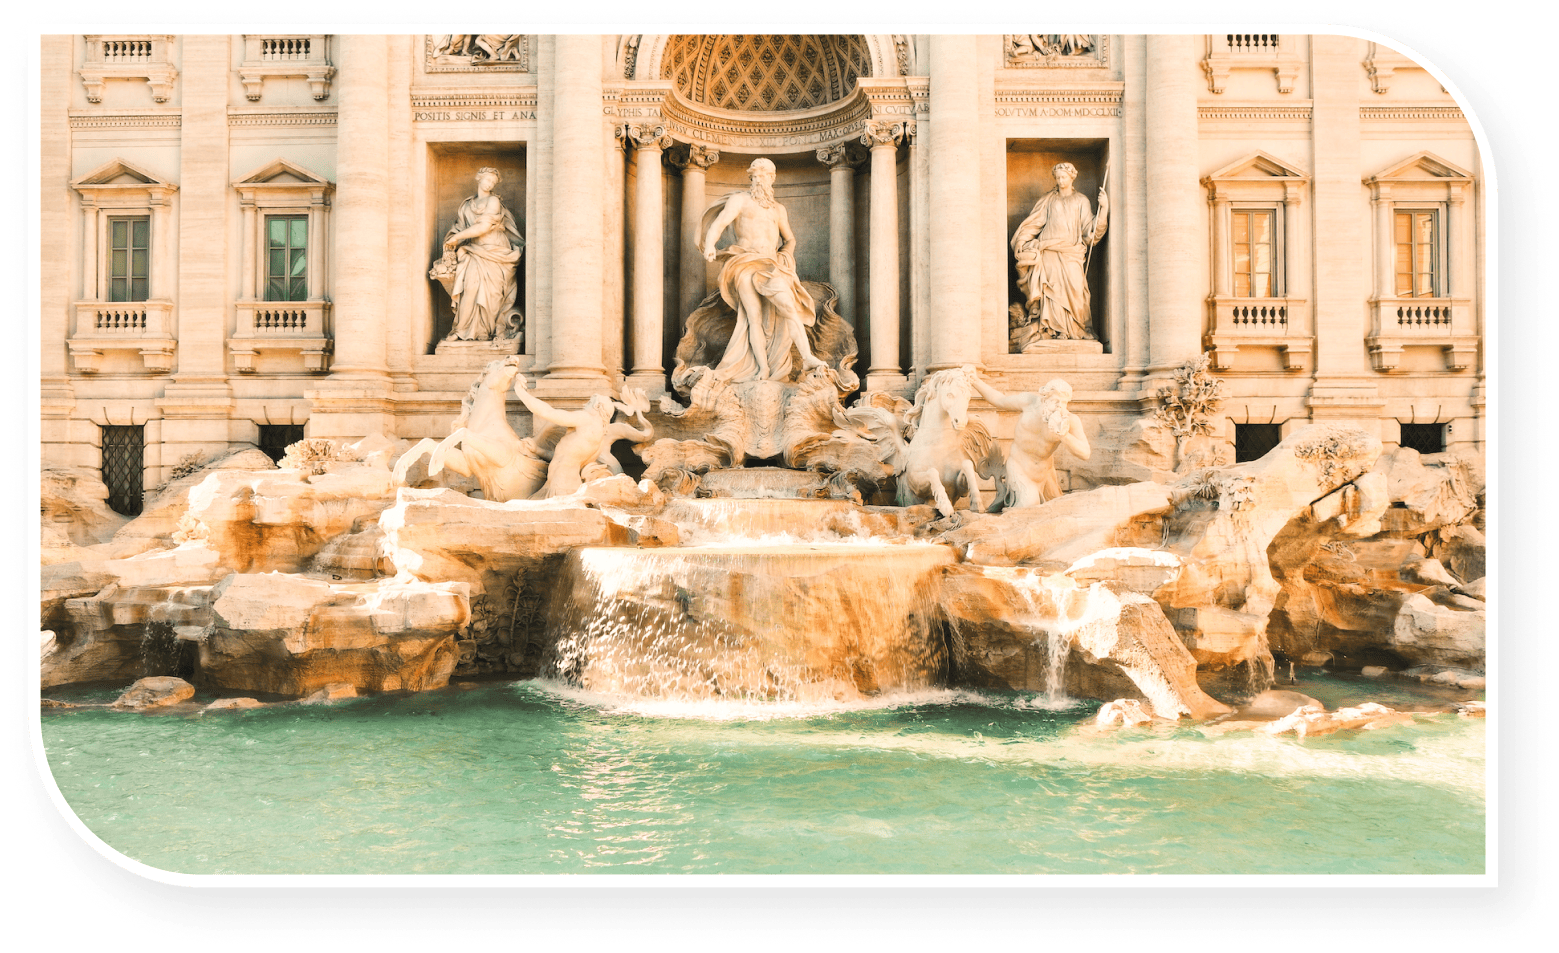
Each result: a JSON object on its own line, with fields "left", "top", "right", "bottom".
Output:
{"left": 258, "top": 424, "right": 307, "bottom": 463}
{"left": 101, "top": 424, "right": 145, "bottom": 516}
{"left": 1234, "top": 423, "right": 1283, "bottom": 463}
{"left": 1399, "top": 423, "right": 1446, "bottom": 455}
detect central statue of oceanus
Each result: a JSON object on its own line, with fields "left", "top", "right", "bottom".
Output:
{"left": 697, "top": 157, "right": 828, "bottom": 383}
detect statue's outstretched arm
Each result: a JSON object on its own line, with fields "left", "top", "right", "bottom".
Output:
{"left": 512, "top": 377, "right": 588, "bottom": 428}
{"left": 969, "top": 373, "right": 1025, "bottom": 412}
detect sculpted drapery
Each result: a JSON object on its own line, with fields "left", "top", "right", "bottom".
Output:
{"left": 434, "top": 168, "right": 524, "bottom": 342}
{"left": 1011, "top": 163, "right": 1108, "bottom": 342}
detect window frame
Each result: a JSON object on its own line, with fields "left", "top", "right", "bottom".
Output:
{"left": 106, "top": 213, "right": 151, "bottom": 303}
{"left": 1229, "top": 204, "right": 1282, "bottom": 299}
{"left": 1392, "top": 206, "right": 1445, "bottom": 299}
{"left": 263, "top": 213, "right": 310, "bottom": 302}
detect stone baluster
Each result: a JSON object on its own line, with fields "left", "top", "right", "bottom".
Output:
{"left": 673, "top": 144, "right": 719, "bottom": 321}
{"left": 862, "top": 121, "right": 908, "bottom": 392}
{"left": 542, "top": 34, "right": 608, "bottom": 392}
{"left": 817, "top": 143, "right": 862, "bottom": 326}
{"left": 621, "top": 122, "right": 673, "bottom": 394}
{"left": 927, "top": 34, "right": 982, "bottom": 372}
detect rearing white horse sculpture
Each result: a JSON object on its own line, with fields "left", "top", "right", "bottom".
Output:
{"left": 896, "top": 367, "right": 1001, "bottom": 517}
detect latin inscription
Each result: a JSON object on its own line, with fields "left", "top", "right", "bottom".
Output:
{"left": 413, "top": 109, "right": 537, "bottom": 122}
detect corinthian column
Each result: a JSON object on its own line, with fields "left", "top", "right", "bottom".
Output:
{"left": 817, "top": 143, "right": 862, "bottom": 326}
{"left": 542, "top": 34, "right": 608, "bottom": 394}
{"left": 672, "top": 144, "right": 719, "bottom": 322}
{"left": 926, "top": 35, "right": 983, "bottom": 371}
{"left": 862, "top": 121, "right": 908, "bottom": 392}
{"left": 621, "top": 122, "right": 672, "bottom": 395}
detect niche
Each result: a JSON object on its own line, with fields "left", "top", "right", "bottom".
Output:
{"left": 1005, "top": 139, "right": 1110, "bottom": 352}
{"left": 427, "top": 144, "right": 527, "bottom": 351}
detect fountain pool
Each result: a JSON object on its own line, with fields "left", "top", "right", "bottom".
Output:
{"left": 39, "top": 674, "right": 1484, "bottom": 876}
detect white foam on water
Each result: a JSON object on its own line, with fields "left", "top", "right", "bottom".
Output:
{"left": 529, "top": 679, "right": 997, "bottom": 721}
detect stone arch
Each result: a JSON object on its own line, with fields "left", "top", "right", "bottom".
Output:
{"left": 627, "top": 34, "right": 907, "bottom": 88}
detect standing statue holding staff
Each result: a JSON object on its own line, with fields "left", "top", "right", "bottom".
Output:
{"left": 967, "top": 369, "right": 1091, "bottom": 509}
{"left": 1011, "top": 161, "right": 1109, "bottom": 343}
{"left": 698, "top": 157, "right": 828, "bottom": 383}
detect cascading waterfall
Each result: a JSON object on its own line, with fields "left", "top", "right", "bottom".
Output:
{"left": 545, "top": 540, "right": 956, "bottom": 702}
{"left": 1003, "top": 571, "right": 1125, "bottom": 706}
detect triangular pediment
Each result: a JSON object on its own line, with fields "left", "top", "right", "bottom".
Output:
{"left": 1368, "top": 151, "right": 1471, "bottom": 183}
{"left": 71, "top": 157, "right": 172, "bottom": 189}
{"left": 1205, "top": 151, "right": 1308, "bottom": 182}
{"left": 233, "top": 157, "right": 332, "bottom": 188}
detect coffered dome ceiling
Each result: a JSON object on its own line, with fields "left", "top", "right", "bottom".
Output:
{"left": 662, "top": 34, "right": 875, "bottom": 112}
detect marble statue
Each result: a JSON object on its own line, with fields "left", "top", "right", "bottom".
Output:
{"left": 1011, "top": 162, "right": 1109, "bottom": 343}
{"left": 896, "top": 367, "right": 1001, "bottom": 518}
{"left": 697, "top": 157, "right": 827, "bottom": 383}
{"left": 968, "top": 371, "right": 1091, "bottom": 509}
{"left": 430, "top": 167, "right": 524, "bottom": 343}
{"left": 511, "top": 376, "right": 654, "bottom": 498}
{"left": 1008, "top": 34, "right": 1095, "bottom": 59}
{"left": 394, "top": 357, "right": 548, "bottom": 503}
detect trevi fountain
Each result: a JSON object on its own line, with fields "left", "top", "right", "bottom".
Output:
{"left": 36, "top": 33, "right": 1487, "bottom": 877}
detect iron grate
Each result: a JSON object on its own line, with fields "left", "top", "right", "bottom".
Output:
{"left": 101, "top": 425, "right": 144, "bottom": 516}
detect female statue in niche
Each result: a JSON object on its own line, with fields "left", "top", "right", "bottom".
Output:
{"left": 431, "top": 167, "right": 524, "bottom": 343}
{"left": 1010, "top": 161, "right": 1108, "bottom": 343}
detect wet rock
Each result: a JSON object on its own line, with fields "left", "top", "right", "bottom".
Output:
{"left": 1361, "top": 665, "right": 1389, "bottom": 678}
{"left": 1392, "top": 593, "right": 1485, "bottom": 669}
{"left": 1378, "top": 448, "right": 1481, "bottom": 536}
{"left": 1095, "top": 698, "right": 1154, "bottom": 727}
{"left": 41, "top": 698, "right": 79, "bottom": 709}
{"left": 43, "top": 583, "right": 216, "bottom": 689}
{"left": 1425, "top": 524, "right": 1486, "bottom": 585}
{"left": 1263, "top": 702, "right": 1414, "bottom": 737}
{"left": 1239, "top": 689, "right": 1323, "bottom": 719}
{"left": 41, "top": 466, "right": 129, "bottom": 556}
{"left": 203, "top": 697, "right": 264, "bottom": 710}
{"left": 301, "top": 683, "right": 357, "bottom": 704}
{"left": 941, "top": 482, "right": 1174, "bottom": 568}
{"left": 199, "top": 573, "right": 468, "bottom": 697}
{"left": 1457, "top": 701, "right": 1486, "bottom": 718}
{"left": 113, "top": 676, "right": 195, "bottom": 710}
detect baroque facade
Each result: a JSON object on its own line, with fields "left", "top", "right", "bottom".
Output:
{"left": 39, "top": 33, "right": 1484, "bottom": 514}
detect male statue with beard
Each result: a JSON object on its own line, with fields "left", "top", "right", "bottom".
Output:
{"left": 967, "top": 369, "right": 1091, "bottom": 509}
{"left": 697, "top": 157, "right": 827, "bottom": 383}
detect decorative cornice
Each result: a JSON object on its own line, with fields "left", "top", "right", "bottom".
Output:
{"left": 410, "top": 89, "right": 538, "bottom": 110}
{"left": 993, "top": 85, "right": 1123, "bottom": 118}
{"left": 228, "top": 107, "right": 338, "bottom": 127}
{"left": 69, "top": 110, "right": 181, "bottom": 129}
{"left": 1198, "top": 104, "right": 1312, "bottom": 122}
{"left": 860, "top": 120, "right": 912, "bottom": 148}
{"left": 658, "top": 85, "right": 873, "bottom": 154}
{"left": 1360, "top": 105, "right": 1466, "bottom": 122}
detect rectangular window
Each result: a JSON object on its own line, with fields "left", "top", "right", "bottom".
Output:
{"left": 1399, "top": 423, "right": 1446, "bottom": 455}
{"left": 1394, "top": 210, "right": 1439, "bottom": 298}
{"left": 1235, "top": 423, "right": 1283, "bottom": 463}
{"left": 1231, "top": 209, "right": 1275, "bottom": 298}
{"left": 107, "top": 216, "right": 150, "bottom": 302}
{"left": 264, "top": 214, "right": 309, "bottom": 302}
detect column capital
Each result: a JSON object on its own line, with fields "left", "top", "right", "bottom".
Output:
{"left": 617, "top": 122, "right": 672, "bottom": 151}
{"left": 670, "top": 142, "right": 720, "bottom": 172}
{"left": 860, "top": 120, "right": 913, "bottom": 150}
{"left": 816, "top": 143, "right": 864, "bottom": 170}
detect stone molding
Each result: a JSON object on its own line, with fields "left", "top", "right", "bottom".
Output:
{"left": 228, "top": 107, "right": 338, "bottom": 127}
{"left": 658, "top": 84, "right": 873, "bottom": 154}
{"left": 994, "top": 84, "right": 1124, "bottom": 118}
{"left": 816, "top": 143, "right": 864, "bottom": 169}
{"left": 409, "top": 89, "right": 539, "bottom": 110}
{"left": 1363, "top": 42, "right": 1442, "bottom": 95}
{"left": 860, "top": 120, "right": 912, "bottom": 149}
{"left": 70, "top": 110, "right": 182, "bottom": 129}
{"left": 1198, "top": 104, "right": 1311, "bottom": 122}
{"left": 1360, "top": 105, "right": 1465, "bottom": 122}
{"left": 618, "top": 122, "right": 672, "bottom": 151}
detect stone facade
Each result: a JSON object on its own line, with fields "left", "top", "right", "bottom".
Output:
{"left": 40, "top": 34, "right": 1484, "bottom": 505}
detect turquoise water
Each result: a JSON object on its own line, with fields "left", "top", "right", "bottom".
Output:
{"left": 39, "top": 677, "right": 1485, "bottom": 876}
